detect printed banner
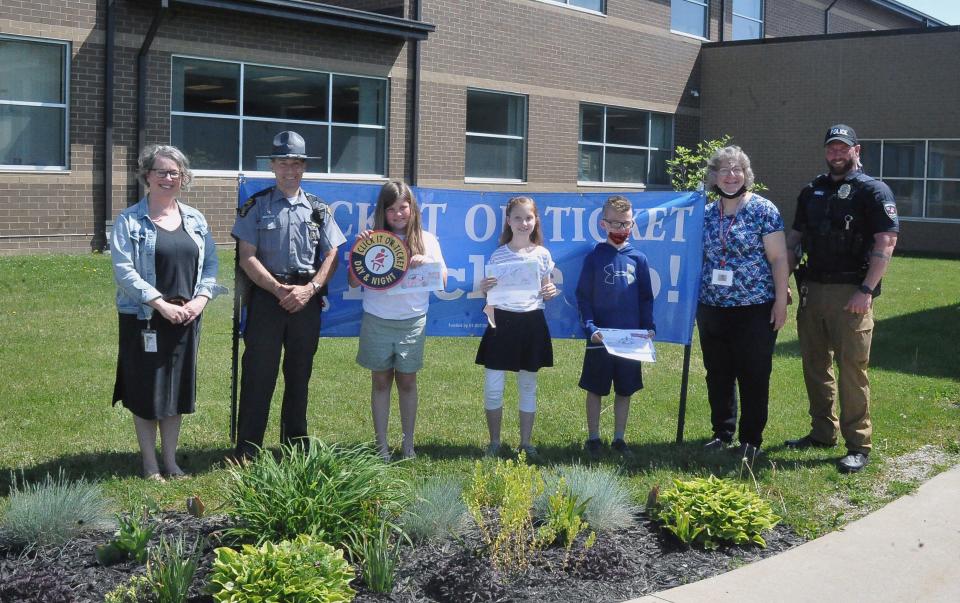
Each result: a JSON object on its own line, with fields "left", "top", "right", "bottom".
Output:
{"left": 237, "top": 179, "right": 705, "bottom": 345}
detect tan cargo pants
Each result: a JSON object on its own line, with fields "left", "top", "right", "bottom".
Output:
{"left": 797, "top": 281, "right": 874, "bottom": 453}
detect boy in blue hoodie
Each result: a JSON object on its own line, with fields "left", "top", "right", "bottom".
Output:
{"left": 576, "top": 195, "right": 656, "bottom": 458}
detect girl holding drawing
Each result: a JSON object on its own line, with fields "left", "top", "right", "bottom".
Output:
{"left": 349, "top": 181, "right": 447, "bottom": 461}
{"left": 475, "top": 196, "right": 559, "bottom": 459}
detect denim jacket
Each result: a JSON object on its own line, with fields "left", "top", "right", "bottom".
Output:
{"left": 111, "top": 197, "right": 221, "bottom": 319}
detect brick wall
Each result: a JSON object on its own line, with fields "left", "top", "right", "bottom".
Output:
{"left": 701, "top": 28, "right": 960, "bottom": 254}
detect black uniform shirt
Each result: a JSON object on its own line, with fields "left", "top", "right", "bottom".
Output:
{"left": 793, "top": 170, "right": 899, "bottom": 274}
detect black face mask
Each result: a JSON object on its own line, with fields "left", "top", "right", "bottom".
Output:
{"left": 712, "top": 185, "right": 747, "bottom": 199}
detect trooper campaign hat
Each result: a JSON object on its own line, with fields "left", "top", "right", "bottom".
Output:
{"left": 824, "top": 124, "right": 857, "bottom": 147}
{"left": 258, "top": 130, "right": 320, "bottom": 159}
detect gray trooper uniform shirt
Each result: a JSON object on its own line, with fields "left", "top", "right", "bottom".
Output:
{"left": 232, "top": 187, "right": 346, "bottom": 275}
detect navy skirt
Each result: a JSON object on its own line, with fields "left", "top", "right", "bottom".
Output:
{"left": 475, "top": 308, "right": 553, "bottom": 372}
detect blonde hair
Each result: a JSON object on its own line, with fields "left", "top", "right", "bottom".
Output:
{"left": 499, "top": 196, "right": 543, "bottom": 246}
{"left": 373, "top": 181, "right": 425, "bottom": 255}
{"left": 603, "top": 195, "right": 632, "bottom": 216}
{"left": 704, "top": 145, "right": 756, "bottom": 189}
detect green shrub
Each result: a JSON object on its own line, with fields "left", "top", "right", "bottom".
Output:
{"left": 96, "top": 507, "right": 157, "bottom": 566}
{"left": 537, "top": 477, "right": 593, "bottom": 548}
{"left": 0, "top": 469, "right": 113, "bottom": 549}
{"left": 401, "top": 476, "right": 468, "bottom": 542}
{"left": 653, "top": 475, "right": 781, "bottom": 550}
{"left": 536, "top": 465, "right": 637, "bottom": 533}
{"left": 104, "top": 576, "right": 153, "bottom": 603}
{"left": 666, "top": 134, "right": 767, "bottom": 199}
{"left": 224, "top": 438, "right": 406, "bottom": 559}
{"left": 146, "top": 535, "right": 200, "bottom": 603}
{"left": 207, "top": 534, "right": 355, "bottom": 603}
{"left": 351, "top": 521, "right": 403, "bottom": 594}
{"left": 464, "top": 452, "right": 545, "bottom": 572}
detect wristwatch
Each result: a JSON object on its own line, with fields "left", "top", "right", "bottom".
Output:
{"left": 310, "top": 281, "right": 321, "bottom": 294}
{"left": 858, "top": 284, "right": 874, "bottom": 296}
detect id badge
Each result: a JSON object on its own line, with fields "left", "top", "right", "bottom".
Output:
{"left": 711, "top": 269, "right": 734, "bottom": 287}
{"left": 142, "top": 329, "right": 158, "bottom": 353}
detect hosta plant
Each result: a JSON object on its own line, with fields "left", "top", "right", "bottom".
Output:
{"left": 653, "top": 475, "right": 780, "bottom": 550}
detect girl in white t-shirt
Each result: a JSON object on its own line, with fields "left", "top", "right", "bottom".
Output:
{"left": 349, "top": 181, "right": 447, "bottom": 461}
{"left": 476, "top": 196, "right": 558, "bottom": 459}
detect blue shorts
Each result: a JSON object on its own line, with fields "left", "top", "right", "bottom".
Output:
{"left": 578, "top": 346, "right": 643, "bottom": 397}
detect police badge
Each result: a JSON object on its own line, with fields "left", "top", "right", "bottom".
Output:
{"left": 838, "top": 183, "right": 851, "bottom": 199}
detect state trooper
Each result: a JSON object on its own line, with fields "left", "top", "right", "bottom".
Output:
{"left": 785, "top": 124, "right": 899, "bottom": 473}
{"left": 231, "top": 131, "right": 346, "bottom": 459}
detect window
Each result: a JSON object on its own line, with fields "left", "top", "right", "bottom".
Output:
{"left": 732, "top": 0, "right": 763, "bottom": 40}
{"left": 465, "top": 90, "right": 527, "bottom": 182}
{"left": 0, "top": 36, "right": 69, "bottom": 170}
{"left": 533, "top": 0, "right": 605, "bottom": 13}
{"left": 672, "top": 0, "right": 709, "bottom": 39}
{"left": 578, "top": 104, "right": 673, "bottom": 186}
{"left": 170, "top": 57, "right": 387, "bottom": 176}
{"left": 860, "top": 139, "right": 960, "bottom": 221}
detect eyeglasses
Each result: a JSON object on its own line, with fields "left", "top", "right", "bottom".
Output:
{"left": 150, "top": 169, "right": 182, "bottom": 179}
{"left": 717, "top": 167, "right": 744, "bottom": 177}
{"left": 602, "top": 219, "right": 634, "bottom": 230}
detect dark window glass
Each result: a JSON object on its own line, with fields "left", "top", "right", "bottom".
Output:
{"left": 926, "top": 181, "right": 960, "bottom": 219}
{"left": 242, "top": 121, "right": 327, "bottom": 173}
{"left": 605, "top": 147, "right": 647, "bottom": 184}
{"left": 243, "top": 65, "right": 328, "bottom": 121}
{"left": 0, "top": 105, "right": 65, "bottom": 166}
{"left": 578, "top": 145, "right": 603, "bottom": 182}
{"left": 332, "top": 75, "right": 386, "bottom": 125}
{"left": 649, "top": 150, "right": 673, "bottom": 185}
{"left": 883, "top": 141, "right": 925, "bottom": 178}
{"left": 331, "top": 126, "right": 385, "bottom": 174}
{"left": 580, "top": 105, "right": 604, "bottom": 143}
{"left": 860, "top": 141, "right": 881, "bottom": 177}
{"left": 885, "top": 179, "right": 922, "bottom": 218}
{"left": 605, "top": 107, "right": 647, "bottom": 146}
{"left": 466, "top": 90, "right": 524, "bottom": 136}
{"left": 171, "top": 115, "right": 238, "bottom": 170}
{"left": 466, "top": 137, "right": 525, "bottom": 180}
{"left": 650, "top": 113, "right": 673, "bottom": 149}
{"left": 0, "top": 39, "right": 64, "bottom": 103}
{"left": 172, "top": 58, "right": 239, "bottom": 116}
{"left": 928, "top": 140, "right": 960, "bottom": 179}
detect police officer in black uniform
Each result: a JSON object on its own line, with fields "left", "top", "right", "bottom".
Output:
{"left": 232, "top": 131, "right": 346, "bottom": 459}
{"left": 785, "top": 124, "right": 899, "bottom": 473}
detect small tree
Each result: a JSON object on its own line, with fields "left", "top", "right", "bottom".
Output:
{"left": 666, "top": 135, "right": 767, "bottom": 201}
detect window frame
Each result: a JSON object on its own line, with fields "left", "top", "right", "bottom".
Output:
{"left": 464, "top": 88, "right": 528, "bottom": 184}
{"left": 860, "top": 137, "right": 960, "bottom": 223}
{"left": 0, "top": 34, "right": 70, "bottom": 172}
{"left": 731, "top": 0, "right": 764, "bottom": 40}
{"left": 169, "top": 55, "right": 389, "bottom": 179}
{"left": 577, "top": 103, "right": 674, "bottom": 188}
{"left": 670, "top": 0, "right": 711, "bottom": 41}
{"left": 530, "top": 0, "right": 606, "bottom": 16}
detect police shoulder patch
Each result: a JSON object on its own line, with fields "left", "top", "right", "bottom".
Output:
{"left": 884, "top": 203, "right": 898, "bottom": 219}
{"left": 238, "top": 197, "right": 256, "bottom": 217}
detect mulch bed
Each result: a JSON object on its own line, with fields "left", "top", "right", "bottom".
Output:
{"left": 0, "top": 511, "right": 804, "bottom": 602}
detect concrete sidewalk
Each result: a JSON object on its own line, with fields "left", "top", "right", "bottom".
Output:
{"left": 629, "top": 464, "right": 960, "bottom": 603}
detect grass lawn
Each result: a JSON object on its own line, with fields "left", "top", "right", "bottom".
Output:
{"left": 0, "top": 251, "right": 957, "bottom": 538}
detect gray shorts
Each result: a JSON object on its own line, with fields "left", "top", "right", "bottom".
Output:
{"left": 356, "top": 312, "right": 427, "bottom": 373}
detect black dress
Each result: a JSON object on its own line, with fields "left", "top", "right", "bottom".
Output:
{"left": 113, "top": 223, "right": 200, "bottom": 420}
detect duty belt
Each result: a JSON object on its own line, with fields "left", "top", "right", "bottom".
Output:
{"left": 272, "top": 271, "right": 316, "bottom": 286}
{"left": 804, "top": 270, "right": 863, "bottom": 285}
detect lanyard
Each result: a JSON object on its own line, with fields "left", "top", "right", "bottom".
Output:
{"left": 716, "top": 200, "right": 742, "bottom": 268}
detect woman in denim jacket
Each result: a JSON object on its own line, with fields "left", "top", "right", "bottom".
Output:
{"left": 111, "top": 144, "right": 220, "bottom": 481}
